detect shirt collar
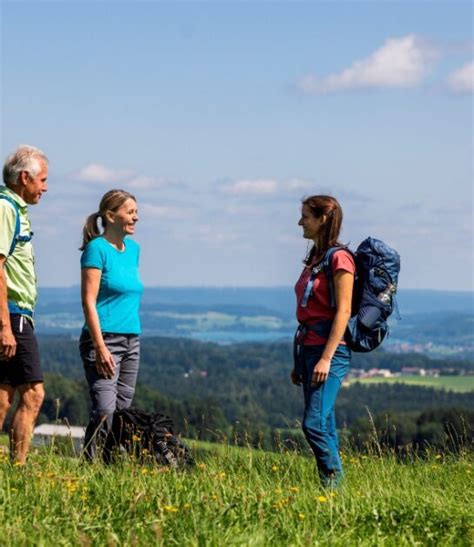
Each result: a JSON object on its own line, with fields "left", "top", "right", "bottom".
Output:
{"left": 0, "top": 185, "right": 28, "bottom": 210}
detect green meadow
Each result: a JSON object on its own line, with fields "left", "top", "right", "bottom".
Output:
{"left": 353, "top": 375, "right": 474, "bottom": 393}
{"left": 0, "top": 442, "right": 472, "bottom": 546}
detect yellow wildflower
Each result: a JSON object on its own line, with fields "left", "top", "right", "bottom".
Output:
{"left": 298, "top": 513, "right": 305, "bottom": 520}
{"left": 290, "top": 486, "right": 299, "bottom": 493}
{"left": 435, "top": 454, "right": 442, "bottom": 460}
{"left": 272, "top": 465, "right": 279, "bottom": 472}
{"left": 317, "top": 496, "right": 328, "bottom": 503}
{"left": 163, "top": 505, "right": 178, "bottom": 513}
{"left": 132, "top": 434, "right": 141, "bottom": 442}
{"left": 141, "top": 468, "right": 149, "bottom": 475}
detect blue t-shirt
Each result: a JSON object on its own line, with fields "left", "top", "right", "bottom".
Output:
{"left": 81, "top": 237, "right": 144, "bottom": 334}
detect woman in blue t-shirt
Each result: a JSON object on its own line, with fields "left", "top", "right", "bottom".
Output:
{"left": 79, "top": 189, "right": 144, "bottom": 459}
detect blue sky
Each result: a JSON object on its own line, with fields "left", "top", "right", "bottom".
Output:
{"left": 1, "top": 0, "right": 472, "bottom": 289}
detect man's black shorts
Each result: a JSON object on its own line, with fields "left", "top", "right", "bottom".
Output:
{"left": 0, "top": 314, "right": 43, "bottom": 386}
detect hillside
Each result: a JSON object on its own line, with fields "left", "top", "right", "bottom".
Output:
{"left": 35, "top": 336, "right": 474, "bottom": 451}
{"left": 34, "top": 287, "right": 474, "bottom": 357}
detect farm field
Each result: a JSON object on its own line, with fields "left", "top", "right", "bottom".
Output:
{"left": 352, "top": 375, "right": 474, "bottom": 393}
{"left": 0, "top": 442, "right": 472, "bottom": 546}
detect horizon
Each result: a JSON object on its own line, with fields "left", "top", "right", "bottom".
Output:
{"left": 38, "top": 285, "right": 474, "bottom": 293}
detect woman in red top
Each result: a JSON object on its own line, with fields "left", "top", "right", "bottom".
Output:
{"left": 292, "top": 195, "right": 355, "bottom": 487}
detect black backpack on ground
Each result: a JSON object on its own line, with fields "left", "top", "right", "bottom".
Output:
{"left": 103, "top": 407, "right": 194, "bottom": 467}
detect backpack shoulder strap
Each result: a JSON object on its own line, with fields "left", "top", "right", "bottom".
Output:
{"left": 0, "top": 195, "right": 21, "bottom": 257}
{"left": 323, "top": 246, "right": 354, "bottom": 309}
{"left": 300, "top": 246, "right": 343, "bottom": 308}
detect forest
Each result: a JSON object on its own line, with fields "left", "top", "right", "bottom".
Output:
{"left": 27, "top": 335, "right": 474, "bottom": 453}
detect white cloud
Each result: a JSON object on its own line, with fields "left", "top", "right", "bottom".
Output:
{"left": 221, "top": 179, "right": 279, "bottom": 195}
{"left": 447, "top": 61, "right": 474, "bottom": 93}
{"left": 71, "top": 163, "right": 134, "bottom": 183}
{"left": 285, "top": 178, "right": 313, "bottom": 191}
{"left": 219, "top": 178, "right": 316, "bottom": 196}
{"left": 299, "top": 35, "right": 436, "bottom": 94}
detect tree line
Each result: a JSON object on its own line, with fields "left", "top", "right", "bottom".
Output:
{"left": 9, "top": 335, "right": 472, "bottom": 452}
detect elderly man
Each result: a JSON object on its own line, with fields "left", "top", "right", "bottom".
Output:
{"left": 0, "top": 145, "right": 48, "bottom": 463}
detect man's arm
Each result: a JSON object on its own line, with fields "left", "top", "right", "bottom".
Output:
{"left": 0, "top": 255, "right": 16, "bottom": 360}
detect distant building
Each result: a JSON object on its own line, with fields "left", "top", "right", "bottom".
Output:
{"left": 367, "top": 368, "right": 393, "bottom": 378}
{"left": 401, "top": 367, "right": 426, "bottom": 376}
{"left": 33, "top": 424, "right": 85, "bottom": 453}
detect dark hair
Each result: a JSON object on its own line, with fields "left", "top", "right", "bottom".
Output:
{"left": 302, "top": 194, "right": 344, "bottom": 264}
{"left": 80, "top": 189, "right": 136, "bottom": 250}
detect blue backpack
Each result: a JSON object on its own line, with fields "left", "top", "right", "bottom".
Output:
{"left": 299, "top": 237, "right": 401, "bottom": 353}
{"left": 0, "top": 194, "right": 33, "bottom": 256}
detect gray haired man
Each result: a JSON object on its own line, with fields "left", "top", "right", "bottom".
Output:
{"left": 0, "top": 145, "right": 48, "bottom": 463}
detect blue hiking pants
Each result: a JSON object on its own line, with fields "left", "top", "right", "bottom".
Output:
{"left": 300, "top": 344, "right": 350, "bottom": 485}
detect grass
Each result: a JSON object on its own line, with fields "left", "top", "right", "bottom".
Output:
{"left": 353, "top": 375, "right": 474, "bottom": 393}
{"left": 0, "top": 440, "right": 472, "bottom": 546}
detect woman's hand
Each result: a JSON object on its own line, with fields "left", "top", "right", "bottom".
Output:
{"left": 311, "top": 357, "right": 331, "bottom": 385}
{"left": 290, "top": 369, "right": 302, "bottom": 385}
{"left": 95, "top": 345, "right": 116, "bottom": 379}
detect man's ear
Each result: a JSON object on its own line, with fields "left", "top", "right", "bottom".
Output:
{"left": 19, "top": 170, "right": 30, "bottom": 186}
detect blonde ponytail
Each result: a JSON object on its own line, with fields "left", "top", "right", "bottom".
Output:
{"left": 80, "top": 212, "right": 103, "bottom": 250}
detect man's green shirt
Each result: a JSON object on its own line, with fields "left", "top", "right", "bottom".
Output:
{"left": 0, "top": 186, "right": 37, "bottom": 313}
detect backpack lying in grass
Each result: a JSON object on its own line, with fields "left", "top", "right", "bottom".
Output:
{"left": 297, "top": 237, "right": 401, "bottom": 354}
{"left": 103, "top": 407, "right": 194, "bottom": 468}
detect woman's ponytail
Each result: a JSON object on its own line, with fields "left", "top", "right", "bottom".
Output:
{"left": 80, "top": 212, "right": 102, "bottom": 251}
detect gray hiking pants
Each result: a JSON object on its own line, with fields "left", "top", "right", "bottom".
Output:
{"left": 79, "top": 331, "right": 140, "bottom": 459}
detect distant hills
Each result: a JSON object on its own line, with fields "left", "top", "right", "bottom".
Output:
{"left": 35, "top": 287, "right": 473, "bottom": 358}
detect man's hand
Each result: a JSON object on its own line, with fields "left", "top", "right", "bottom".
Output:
{"left": 95, "top": 346, "right": 116, "bottom": 379}
{"left": 0, "top": 327, "right": 17, "bottom": 360}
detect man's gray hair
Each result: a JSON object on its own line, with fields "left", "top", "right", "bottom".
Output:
{"left": 3, "top": 145, "right": 49, "bottom": 187}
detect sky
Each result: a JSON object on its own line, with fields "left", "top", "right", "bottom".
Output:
{"left": 1, "top": 0, "right": 473, "bottom": 290}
